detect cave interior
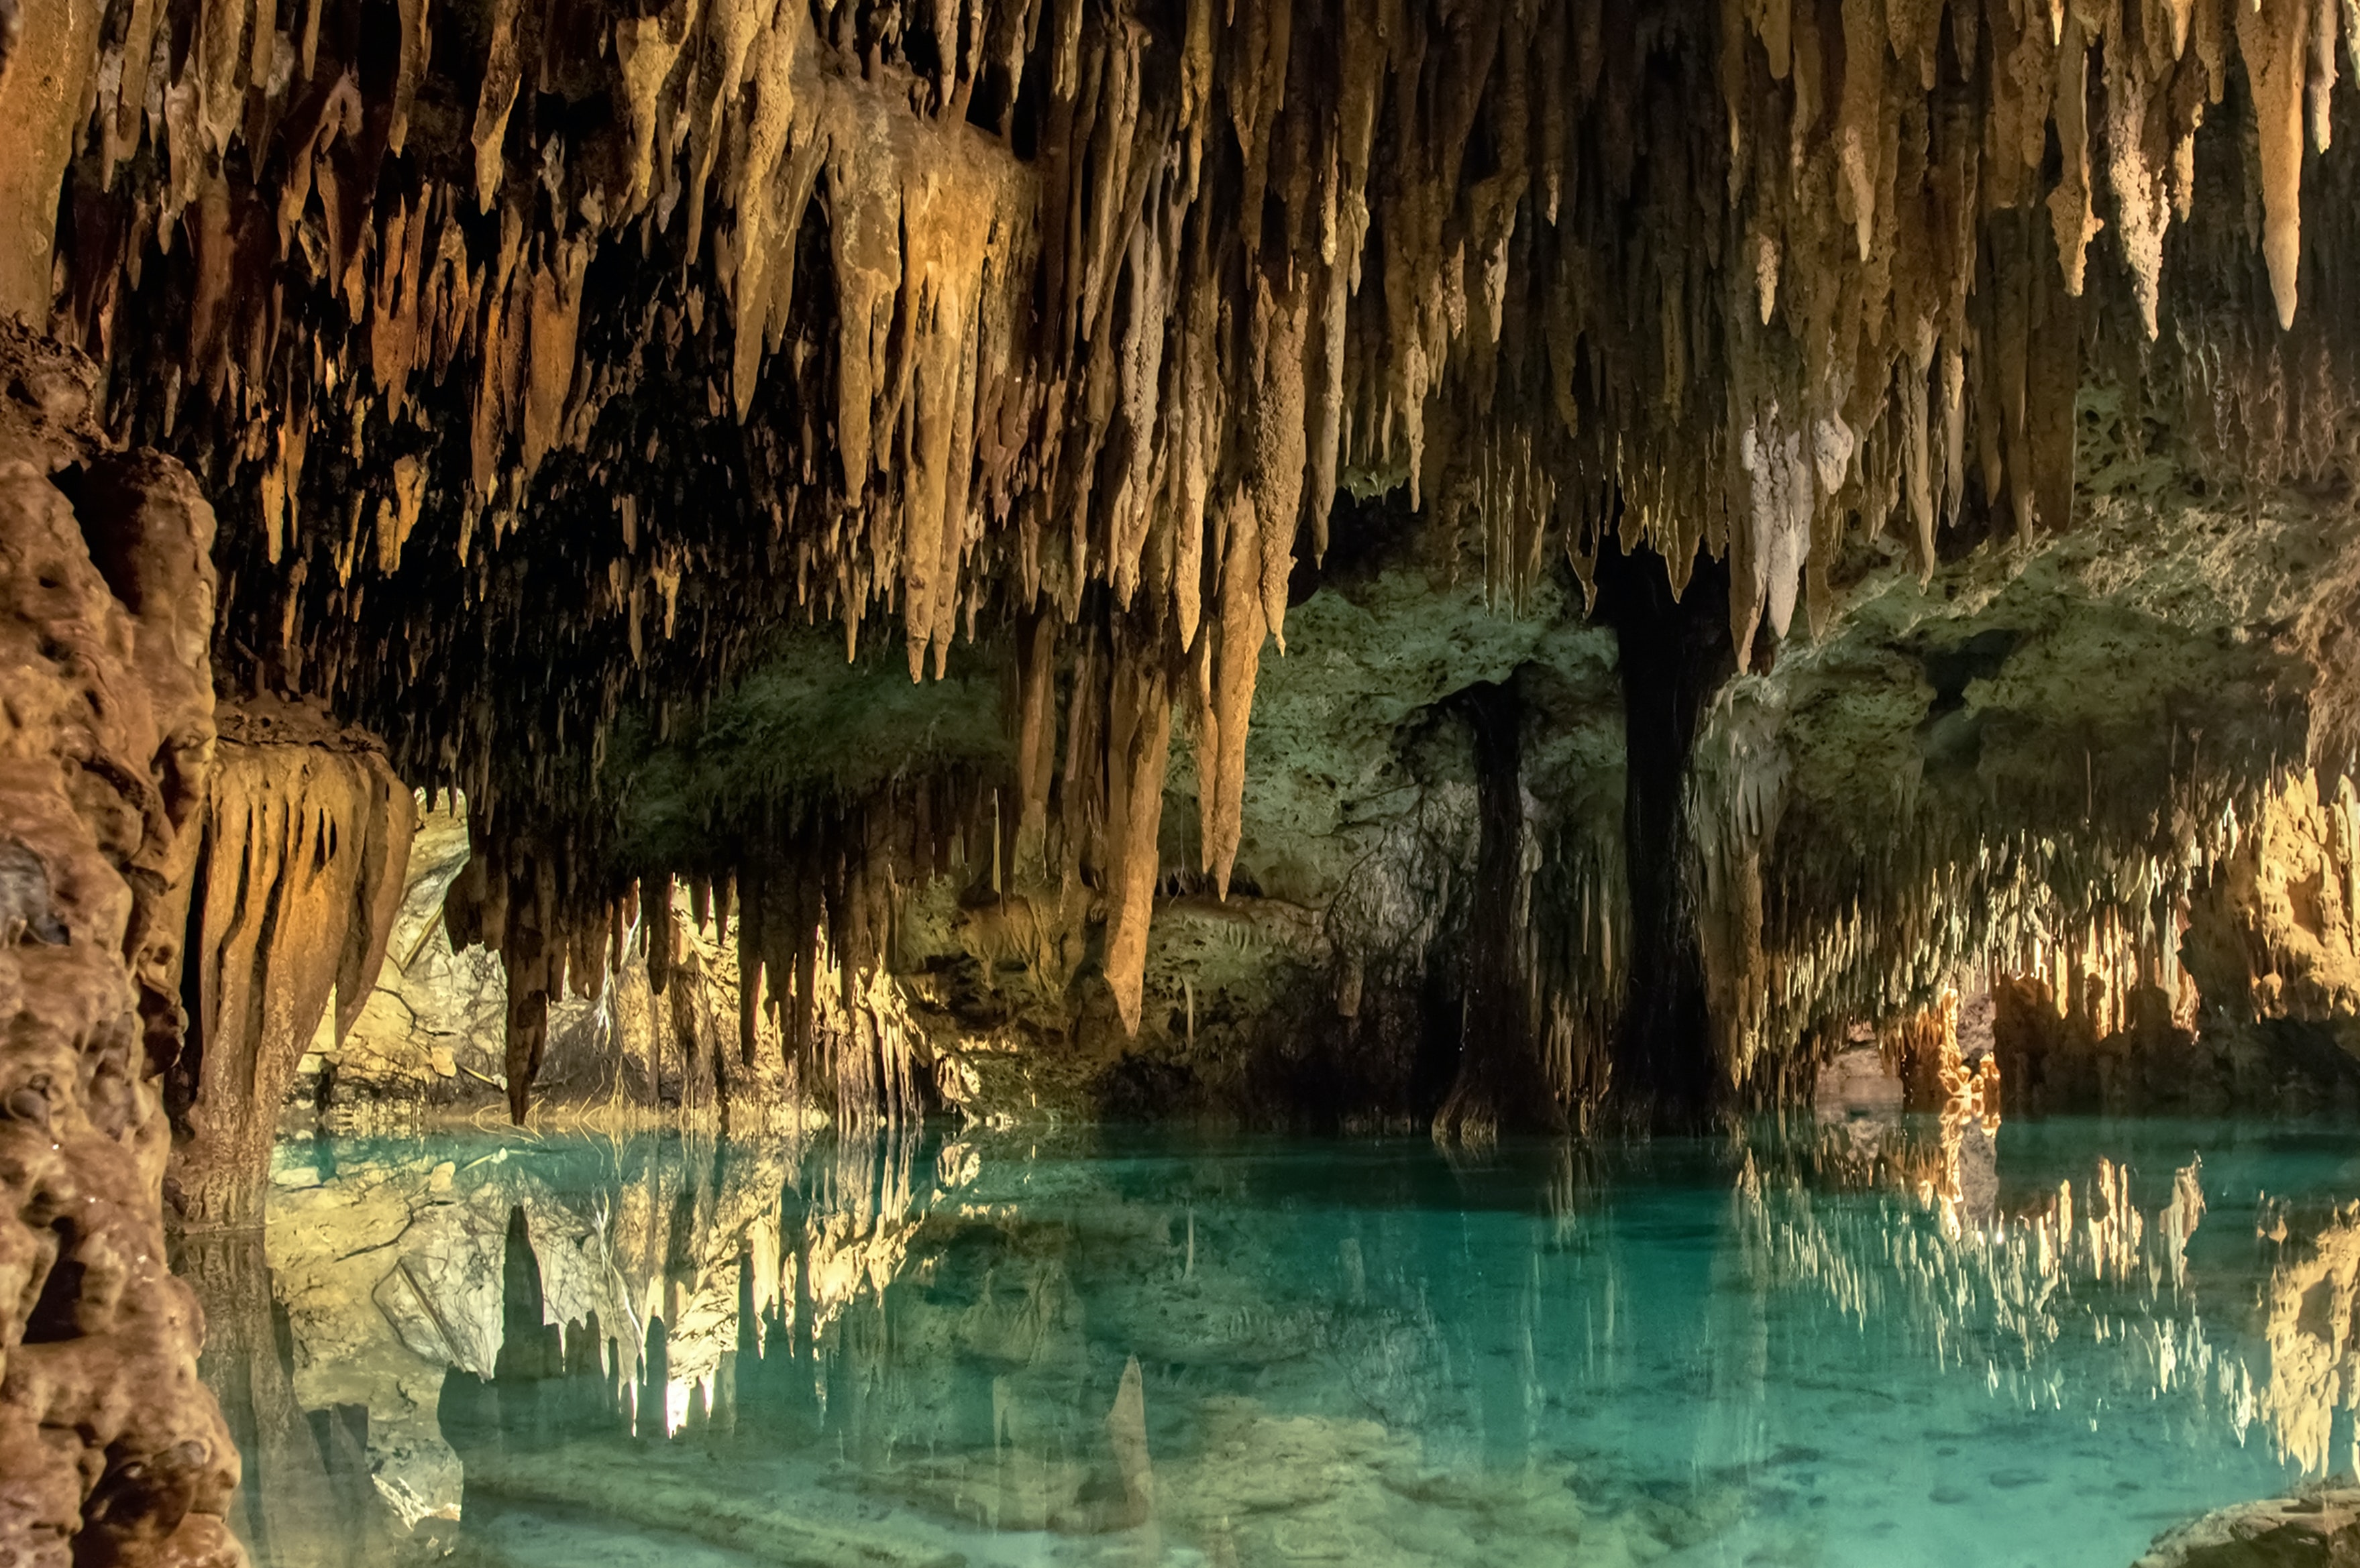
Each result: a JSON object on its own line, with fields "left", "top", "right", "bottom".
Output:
{"left": 5, "top": 0, "right": 2360, "bottom": 1561}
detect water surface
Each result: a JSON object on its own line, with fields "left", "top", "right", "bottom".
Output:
{"left": 194, "top": 1114, "right": 2360, "bottom": 1567}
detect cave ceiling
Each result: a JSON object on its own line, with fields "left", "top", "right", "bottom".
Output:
{"left": 7, "top": 0, "right": 2360, "bottom": 1111}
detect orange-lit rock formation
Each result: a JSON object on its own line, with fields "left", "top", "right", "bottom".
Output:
{"left": 0, "top": 320, "right": 240, "bottom": 1567}
{"left": 167, "top": 699, "right": 414, "bottom": 1229}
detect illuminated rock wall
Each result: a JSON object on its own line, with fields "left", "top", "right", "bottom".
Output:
{"left": 0, "top": 322, "right": 240, "bottom": 1567}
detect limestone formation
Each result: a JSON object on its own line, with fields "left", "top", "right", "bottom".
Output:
{"left": 167, "top": 698, "right": 415, "bottom": 1229}
{"left": 2135, "top": 1492, "right": 2360, "bottom": 1568}
{"left": 0, "top": 320, "right": 239, "bottom": 1568}
{"left": 13, "top": 0, "right": 2360, "bottom": 1550}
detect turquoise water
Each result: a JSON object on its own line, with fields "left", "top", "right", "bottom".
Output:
{"left": 202, "top": 1115, "right": 2360, "bottom": 1567}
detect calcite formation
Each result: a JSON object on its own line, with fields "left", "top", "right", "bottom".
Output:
{"left": 2, "top": 0, "right": 2355, "bottom": 1125}
{"left": 167, "top": 697, "right": 414, "bottom": 1229}
{"left": 0, "top": 322, "right": 239, "bottom": 1567}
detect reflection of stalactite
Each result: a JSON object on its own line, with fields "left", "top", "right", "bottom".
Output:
{"left": 1744, "top": 1136, "right": 2255, "bottom": 1453}
{"left": 425, "top": 1127, "right": 939, "bottom": 1466}
{"left": 180, "top": 1230, "right": 411, "bottom": 1563}
{"left": 170, "top": 702, "right": 416, "bottom": 1227}
{"left": 2263, "top": 1211, "right": 2360, "bottom": 1477}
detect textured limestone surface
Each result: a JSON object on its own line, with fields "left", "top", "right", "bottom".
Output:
{"left": 168, "top": 698, "right": 417, "bottom": 1229}
{"left": 2136, "top": 1494, "right": 2360, "bottom": 1567}
{"left": 14, "top": 0, "right": 2360, "bottom": 1555}
{"left": 301, "top": 805, "right": 518, "bottom": 1115}
{"left": 0, "top": 321, "right": 241, "bottom": 1565}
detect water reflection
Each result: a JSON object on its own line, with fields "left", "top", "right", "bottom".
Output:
{"left": 199, "top": 1117, "right": 2360, "bottom": 1567}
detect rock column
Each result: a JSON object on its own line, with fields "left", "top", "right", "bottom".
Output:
{"left": 168, "top": 702, "right": 415, "bottom": 1231}
{"left": 0, "top": 324, "right": 244, "bottom": 1565}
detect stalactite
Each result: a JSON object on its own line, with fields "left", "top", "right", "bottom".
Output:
{"left": 1686, "top": 720, "right": 2337, "bottom": 1098}
{"left": 170, "top": 702, "right": 417, "bottom": 1227}
{"left": 2241, "top": 0, "right": 2317, "bottom": 328}
{"left": 1101, "top": 628, "right": 1174, "bottom": 1036}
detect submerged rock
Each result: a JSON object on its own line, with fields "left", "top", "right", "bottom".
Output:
{"left": 2137, "top": 1492, "right": 2360, "bottom": 1567}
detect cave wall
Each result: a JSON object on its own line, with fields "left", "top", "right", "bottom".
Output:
{"left": 0, "top": 322, "right": 241, "bottom": 1567}
{"left": 13, "top": 0, "right": 2360, "bottom": 1553}
{"left": 272, "top": 517, "right": 1629, "bottom": 1135}
{"left": 1659, "top": 421, "right": 2360, "bottom": 1105}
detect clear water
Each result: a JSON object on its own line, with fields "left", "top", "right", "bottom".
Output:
{"left": 199, "top": 1115, "right": 2360, "bottom": 1568}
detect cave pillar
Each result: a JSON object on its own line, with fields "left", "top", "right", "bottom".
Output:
{"left": 1595, "top": 544, "right": 1736, "bottom": 1125}
{"left": 0, "top": 329, "right": 244, "bottom": 1565}
{"left": 167, "top": 707, "right": 415, "bottom": 1231}
{"left": 0, "top": 0, "right": 101, "bottom": 322}
{"left": 1433, "top": 680, "right": 1564, "bottom": 1141}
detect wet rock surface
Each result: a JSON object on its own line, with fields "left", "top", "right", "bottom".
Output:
{"left": 2137, "top": 1491, "right": 2360, "bottom": 1567}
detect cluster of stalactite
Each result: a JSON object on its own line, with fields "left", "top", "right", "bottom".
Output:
{"left": 1741, "top": 1139, "right": 2233, "bottom": 1427}
{"left": 445, "top": 589, "right": 1282, "bottom": 1117}
{"left": 448, "top": 757, "right": 1014, "bottom": 1118}
{"left": 656, "top": 840, "right": 949, "bottom": 1131}
{"left": 166, "top": 698, "right": 414, "bottom": 1227}
{"left": 1710, "top": 758, "right": 2315, "bottom": 1095}
{"left": 21, "top": 0, "right": 2360, "bottom": 1117}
